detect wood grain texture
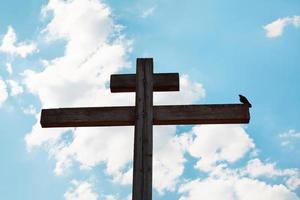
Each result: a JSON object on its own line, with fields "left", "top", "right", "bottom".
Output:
{"left": 132, "top": 58, "right": 153, "bottom": 200}
{"left": 41, "top": 106, "right": 135, "bottom": 127}
{"left": 153, "top": 104, "right": 250, "bottom": 125}
{"left": 41, "top": 104, "right": 249, "bottom": 127}
{"left": 110, "top": 73, "right": 179, "bottom": 92}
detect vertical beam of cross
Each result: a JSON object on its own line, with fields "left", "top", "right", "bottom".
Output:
{"left": 133, "top": 58, "right": 153, "bottom": 200}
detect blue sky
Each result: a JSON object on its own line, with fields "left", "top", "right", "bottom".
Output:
{"left": 0, "top": 0, "right": 300, "bottom": 199}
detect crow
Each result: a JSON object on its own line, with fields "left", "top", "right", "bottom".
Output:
{"left": 239, "top": 94, "right": 252, "bottom": 108}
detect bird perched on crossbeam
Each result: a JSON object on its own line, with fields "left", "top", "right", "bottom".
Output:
{"left": 239, "top": 94, "right": 252, "bottom": 108}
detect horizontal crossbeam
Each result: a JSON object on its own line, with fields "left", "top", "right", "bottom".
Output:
{"left": 41, "top": 104, "right": 249, "bottom": 127}
{"left": 110, "top": 73, "right": 179, "bottom": 92}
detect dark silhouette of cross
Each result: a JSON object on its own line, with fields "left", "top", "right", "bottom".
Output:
{"left": 41, "top": 58, "right": 250, "bottom": 200}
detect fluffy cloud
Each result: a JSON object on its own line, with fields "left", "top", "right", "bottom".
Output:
{"left": 64, "top": 180, "right": 98, "bottom": 200}
{"left": 6, "top": 79, "right": 23, "bottom": 96}
{"left": 23, "top": 0, "right": 131, "bottom": 109}
{"left": 179, "top": 164, "right": 299, "bottom": 200}
{"left": 153, "top": 126, "right": 191, "bottom": 193}
{"left": 141, "top": 6, "right": 156, "bottom": 18}
{"left": 104, "top": 195, "right": 117, "bottom": 200}
{"left": 280, "top": 129, "right": 300, "bottom": 139}
{"left": 0, "top": 77, "right": 8, "bottom": 106}
{"left": 244, "top": 158, "right": 297, "bottom": 178}
{"left": 0, "top": 26, "right": 37, "bottom": 57}
{"left": 263, "top": 16, "right": 300, "bottom": 38}
{"left": 154, "top": 75, "right": 205, "bottom": 105}
{"left": 6, "top": 63, "right": 13, "bottom": 75}
{"left": 25, "top": 113, "right": 70, "bottom": 150}
{"left": 286, "top": 176, "right": 300, "bottom": 191}
{"left": 243, "top": 158, "right": 300, "bottom": 191}
{"left": 280, "top": 129, "right": 300, "bottom": 145}
{"left": 51, "top": 127, "right": 134, "bottom": 176}
{"left": 187, "top": 125, "right": 255, "bottom": 172}
{"left": 24, "top": 0, "right": 132, "bottom": 160}
{"left": 22, "top": 104, "right": 37, "bottom": 115}
{"left": 179, "top": 177, "right": 299, "bottom": 200}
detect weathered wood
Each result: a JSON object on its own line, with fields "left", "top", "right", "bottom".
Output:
{"left": 40, "top": 106, "right": 134, "bottom": 127}
{"left": 110, "top": 73, "right": 179, "bottom": 93}
{"left": 154, "top": 104, "right": 250, "bottom": 125}
{"left": 132, "top": 58, "right": 153, "bottom": 200}
{"left": 41, "top": 104, "right": 249, "bottom": 127}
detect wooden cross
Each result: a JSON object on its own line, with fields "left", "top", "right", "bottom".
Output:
{"left": 41, "top": 58, "right": 250, "bottom": 200}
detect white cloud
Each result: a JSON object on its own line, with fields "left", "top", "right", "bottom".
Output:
{"left": 25, "top": 113, "right": 70, "bottom": 151}
{"left": 187, "top": 125, "right": 255, "bottom": 172}
{"left": 141, "top": 6, "right": 156, "bottom": 18}
{"left": 6, "top": 63, "right": 13, "bottom": 75}
{"left": 64, "top": 180, "right": 98, "bottom": 200}
{"left": 279, "top": 129, "right": 300, "bottom": 149}
{"left": 113, "top": 167, "right": 132, "bottom": 185}
{"left": 179, "top": 165, "right": 299, "bottom": 200}
{"left": 23, "top": 0, "right": 132, "bottom": 109}
{"left": 263, "top": 16, "right": 300, "bottom": 38}
{"left": 243, "top": 158, "right": 300, "bottom": 191}
{"left": 0, "top": 77, "right": 8, "bottom": 106}
{"left": 153, "top": 126, "right": 191, "bottom": 193}
{"left": 0, "top": 26, "right": 37, "bottom": 58}
{"left": 23, "top": 0, "right": 134, "bottom": 172}
{"left": 286, "top": 176, "right": 300, "bottom": 191}
{"left": 179, "top": 177, "right": 299, "bottom": 200}
{"left": 244, "top": 158, "right": 297, "bottom": 178}
{"left": 154, "top": 75, "right": 205, "bottom": 105}
{"left": 126, "top": 194, "right": 132, "bottom": 200}
{"left": 104, "top": 195, "right": 117, "bottom": 200}
{"left": 22, "top": 104, "right": 37, "bottom": 115}
{"left": 280, "top": 129, "right": 300, "bottom": 139}
{"left": 6, "top": 79, "right": 23, "bottom": 96}
{"left": 245, "top": 158, "right": 281, "bottom": 178}
{"left": 51, "top": 127, "right": 134, "bottom": 176}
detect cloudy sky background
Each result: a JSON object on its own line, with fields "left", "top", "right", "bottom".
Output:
{"left": 0, "top": 0, "right": 300, "bottom": 199}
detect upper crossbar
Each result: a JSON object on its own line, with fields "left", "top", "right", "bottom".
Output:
{"left": 110, "top": 73, "right": 179, "bottom": 93}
